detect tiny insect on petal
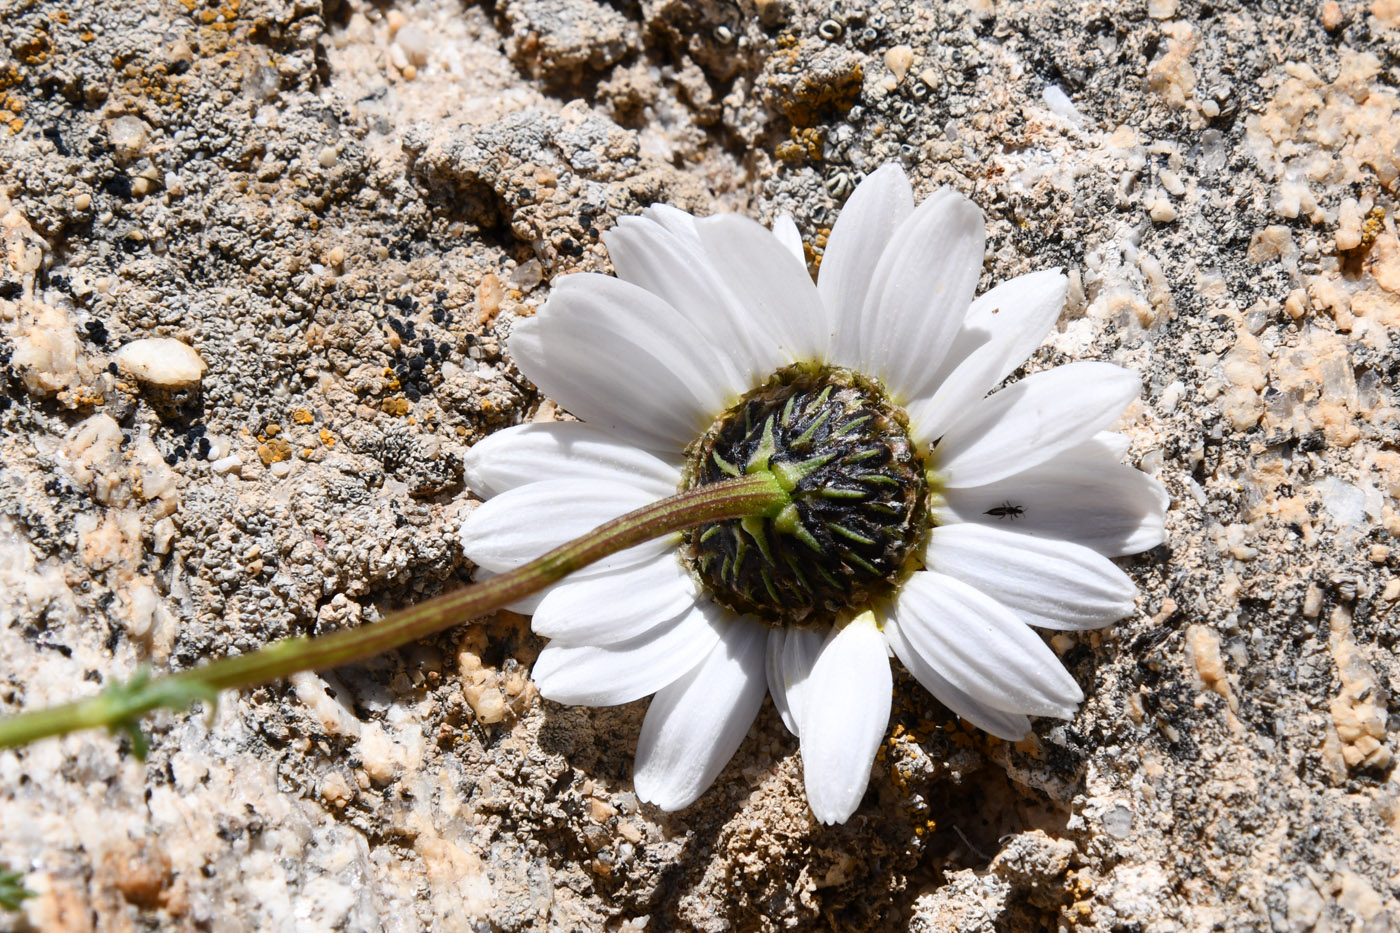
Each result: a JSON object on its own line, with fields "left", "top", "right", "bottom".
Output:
{"left": 983, "top": 501, "right": 1025, "bottom": 520}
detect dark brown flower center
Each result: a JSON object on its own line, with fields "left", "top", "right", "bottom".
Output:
{"left": 682, "top": 367, "right": 930, "bottom": 628}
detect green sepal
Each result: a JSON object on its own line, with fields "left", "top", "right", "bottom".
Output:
{"left": 1, "top": 866, "right": 34, "bottom": 912}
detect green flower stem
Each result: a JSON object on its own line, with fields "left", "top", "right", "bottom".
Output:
{"left": 0, "top": 472, "right": 790, "bottom": 752}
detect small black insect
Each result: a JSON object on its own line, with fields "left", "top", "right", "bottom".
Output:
{"left": 984, "top": 502, "right": 1024, "bottom": 520}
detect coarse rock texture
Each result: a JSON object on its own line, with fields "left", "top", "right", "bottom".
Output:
{"left": 1, "top": 0, "right": 1399, "bottom": 930}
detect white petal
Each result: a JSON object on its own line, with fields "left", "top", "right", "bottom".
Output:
{"left": 934, "top": 362, "right": 1141, "bottom": 487}
{"left": 458, "top": 479, "right": 670, "bottom": 575}
{"left": 935, "top": 442, "right": 1168, "bottom": 557}
{"left": 1089, "top": 431, "right": 1132, "bottom": 461}
{"left": 799, "top": 613, "right": 891, "bottom": 825}
{"left": 819, "top": 164, "right": 915, "bottom": 367}
{"left": 532, "top": 555, "right": 699, "bottom": 644}
{"left": 471, "top": 567, "right": 548, "bottom": 613}
{"left": 641, "top": 203, "right": 706, "bottom": 243}
{"left": 925, "top": 524, "right": 1137, "bottom": 630}
{"left": 856, "top": 189, "right": 985, "bottom": 397}
{"left": 509, "top": 278, "right": 725, "bottom": 452}
{"left": 772, "top": 213, "right": 805, "bottom": 264}
{"left": 696, "top": 213, "right": 830, "bottom": 364}
{"left": 893, "top": 571, "right": 1083, "bottom": 718}
{"left": 905, "top": 335, "right": 1011, "bottom": 446}
{"left": 531, "top": 601, "right": 723, "bottom": 706}
{"left": 765, "top": 628, "right": 794, "bottom": 734}
{"left": 764, "top": 625, "right": 824, "bottom": 737}
{"left": 633, "top": 619, "right": 768, "bottom": 810}
{"left": 913, "top": 269, "right": 1069, "bottom": 406}
{"left": 604, "top": 213, "right": 773, "bottom": 389}
{"left": 884, "top": 618, "right": 1032, "bottom": 740}
{"left": 463, "top": 422, "right": 680, "bottom": 499}
{"left": 553, "top": 273, "right": 740, "bottom": 415}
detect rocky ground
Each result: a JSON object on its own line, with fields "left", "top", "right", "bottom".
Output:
{"left": 1, "top": 0, "right": 1399, "bottom": 929}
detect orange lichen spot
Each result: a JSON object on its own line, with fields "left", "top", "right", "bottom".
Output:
{"left": 264, "top": 423, "right": 281, "bottom": 436}
{"left": 776, "top": 126, "right": 824, "bottom": 163}
{"left": 257, "top": 437, "right": 293, "bottom": 465}
{"left": 1358, "top": 205, "right": 1386, "bottom": 253}
{"left": 318, "top": 428, "right": 336, "bottom": 447}
{"left": 17, "top": 30, "right": 51, "bottom": 66}
{"left": 775, "top": 141, "right": 803, "bottom": 162}
{"left": 200, "top": 10, "right": 217, "bottom": 24}
{"left": 775, "top": 61, "right": 862, "bottom": 128}
{"left": 382, "top": 398, "right": 410, "bottom": 416}
{"left": 291, "top": 408, "right": 314, "bottom": 425}
{"left": 7, "top": 119, "right": 22, "bottom": 134}
{"left": 80, "top": 32, "right": 94, "bottom": 42}
{"left": 58, "top": 386, "right": 104, "bottom": 409}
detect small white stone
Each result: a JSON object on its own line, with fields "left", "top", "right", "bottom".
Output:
{"left": 107, "top": 116, "right": 149, "bottom": 163}
{"left": 1158, "top": 380, "right": 1186, "bottom": 413}
{"left": 113, "top": 337, "right": 207, "bottom": 389}
{"left": 357, "top": 722, "right": 398, "bottom": 784}
{"left": 1315, "top": 476, "right": 1368, "bottom": 530}
{"left": 884, "top": 45, "right": 914, "bottom": 83}
{"left": 388, "top": 42, "right": 409, "bottom": 71}
{"left": 62, "top": 413, "right": 123, "bottom": 489}
{"left": 1336, "top": 197, "right": 1363, "bottom": 251}
{"left": 508, "top": 259, "right": 543, "bottom": 292}
{"left": 395, "top": 25, "right": 430, "bottom": 66}
{"left": 126, "top": 581, "right": 159, "bottom": 639}
{"left": 1148, "top": 197, "right": 1177, "bottom": 223}
{"left": 209, "top": 454, "right": 242, "bottom": 475}
{"left": 1041, "top": 85, "right": 1083, "bottom": 124}
{"left": 1302, "top": 584, "right": 1323, "bottom": 618}
{"left": 152, "top": 516, "right": 178, "bottom": 554}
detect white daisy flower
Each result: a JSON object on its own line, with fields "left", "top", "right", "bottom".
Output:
{"left": 459, "top": 164, "right": 1168, "bottom": 825}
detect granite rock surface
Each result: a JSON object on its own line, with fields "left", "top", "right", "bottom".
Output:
{"left": 2, "top": 0, "right": 1399, "bottom": 930}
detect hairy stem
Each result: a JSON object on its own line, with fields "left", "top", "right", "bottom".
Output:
{"left": 0, "top": 473, "right": 789, "bottom": 751}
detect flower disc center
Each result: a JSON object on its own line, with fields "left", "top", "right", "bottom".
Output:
{"left": 682, "top": 367, "right": 929, "bottom": 628}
